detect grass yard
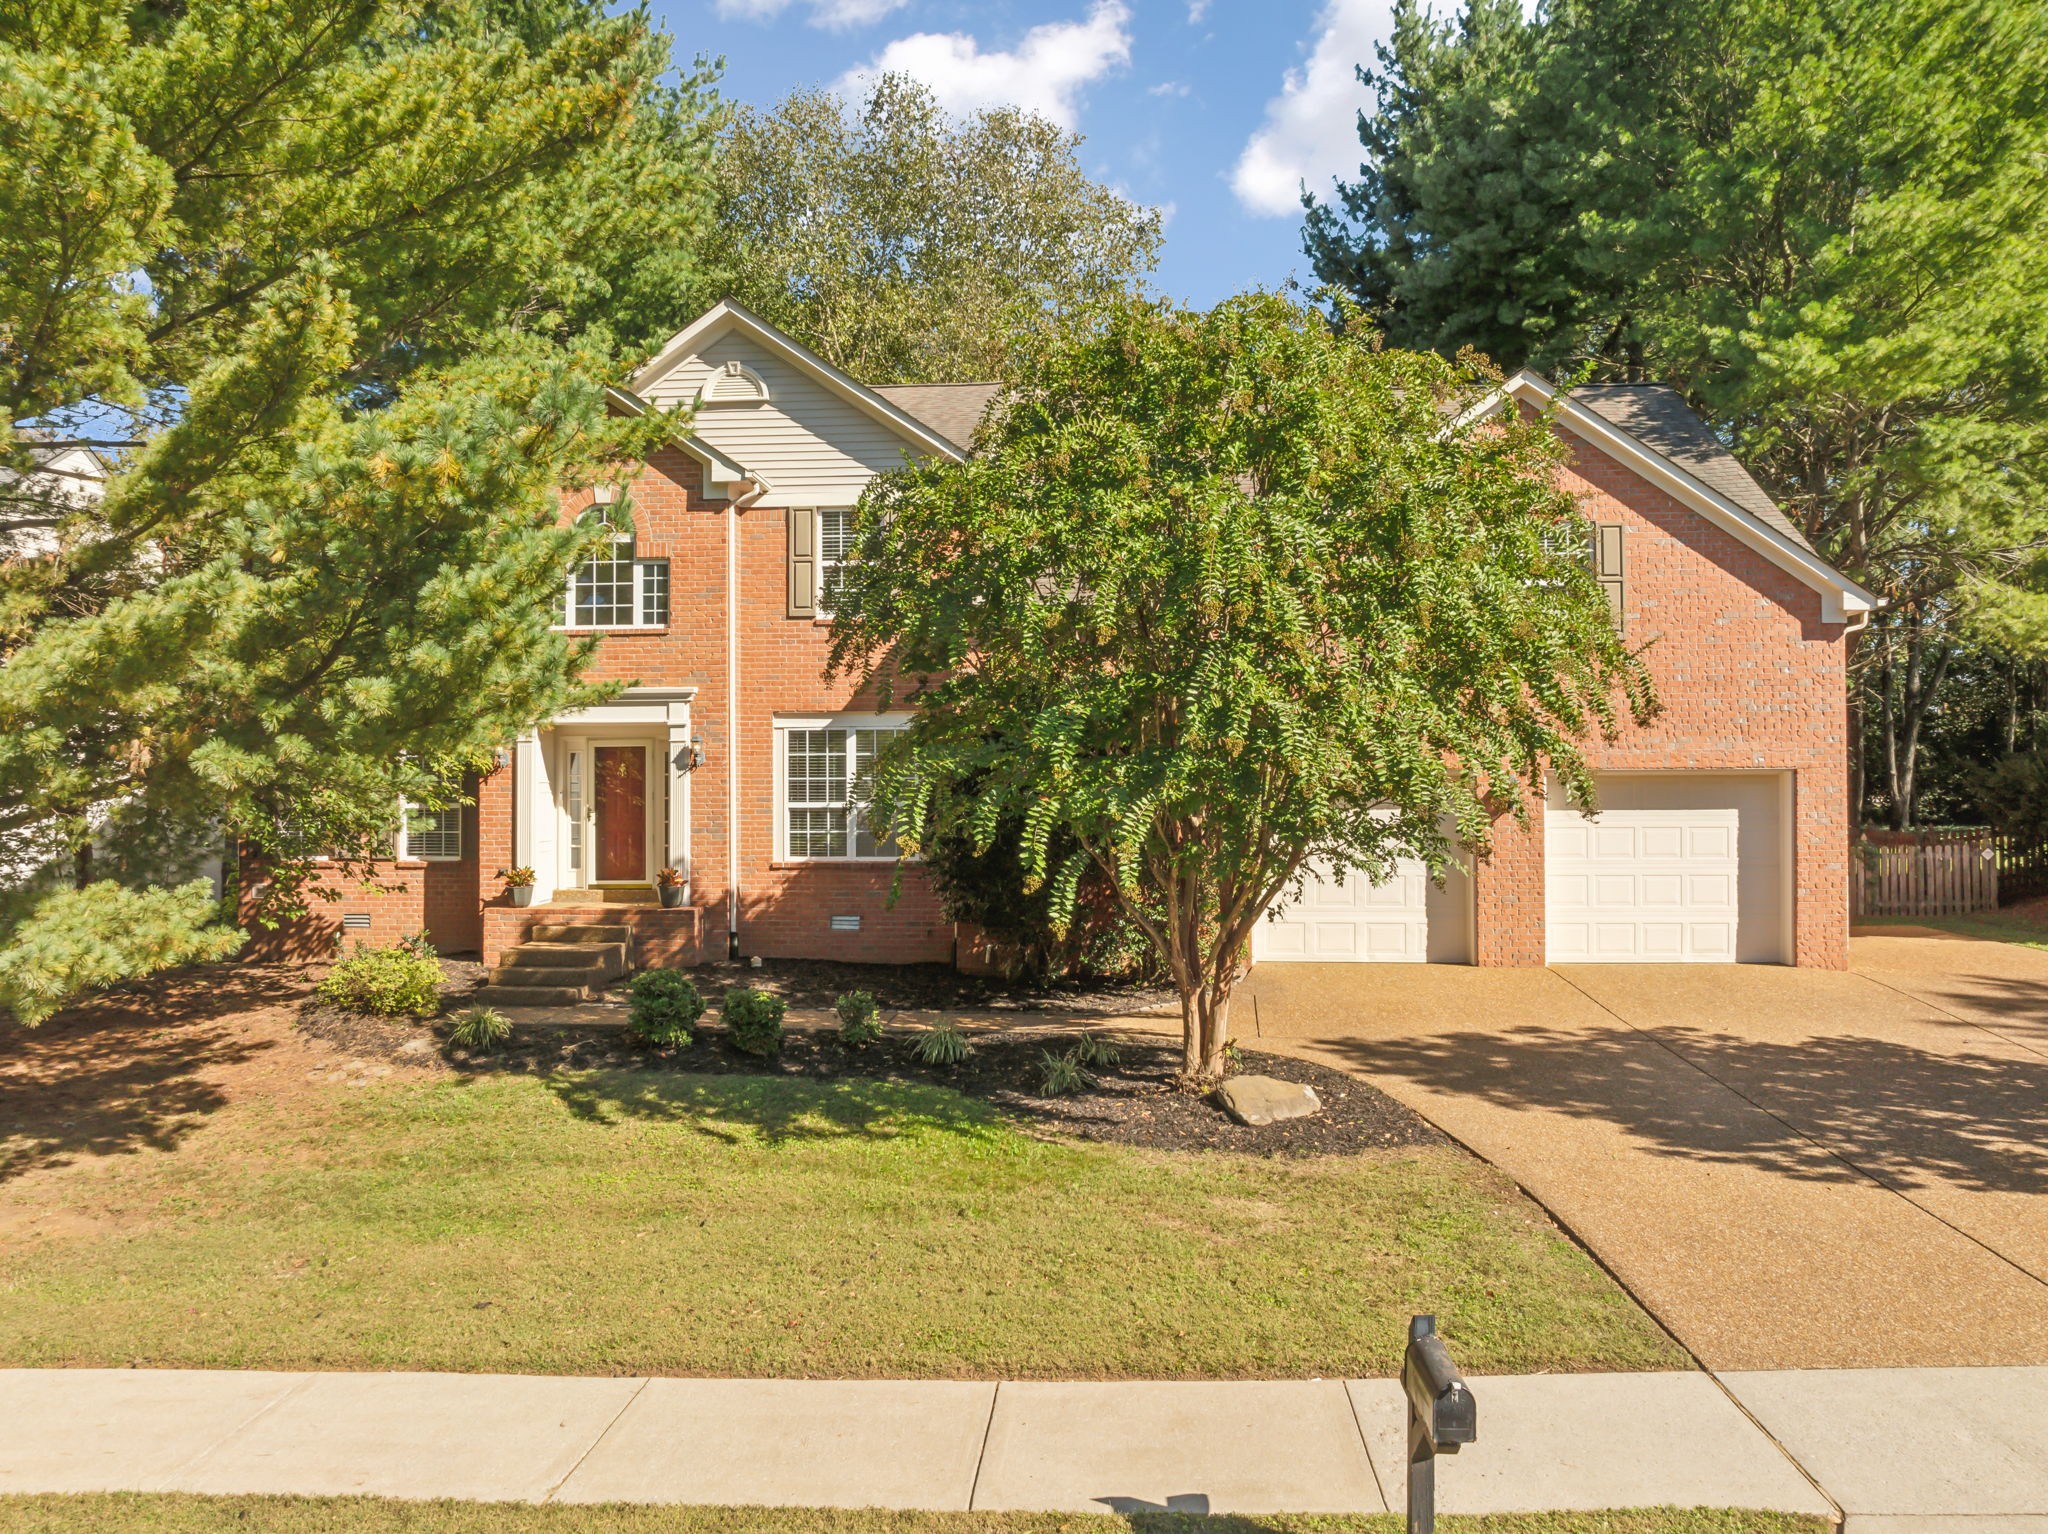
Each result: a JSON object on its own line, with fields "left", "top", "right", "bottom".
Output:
{"left": 0, "top": 1500, "right": 1830, "bottom": 1534}
{"left": 1859, "top": 895, "right": 2048, "bottom": 950}
{"left": 0, "top": 1067, "right": 1683, "bottom": 1378}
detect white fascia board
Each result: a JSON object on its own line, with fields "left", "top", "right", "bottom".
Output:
{"left": 629, "top": 300, "right": 967, "bottom": 464}
{"left": 603, "top": 384, "right": 764, "bottom": 494}
{"left": 1466, "top": 370, "right": 1881, "bottom": 625}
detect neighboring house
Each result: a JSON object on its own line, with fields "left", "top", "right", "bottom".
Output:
{"left": 242, "top": 301, "right": 1877, "bottom": 972}
{"left": 0, "top": 441, "right": 109, "bottom": 562}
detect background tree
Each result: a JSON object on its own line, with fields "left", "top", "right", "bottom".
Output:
{"left": 692, "top": 74, "right": 1163, "bottom": 384}
{"left": 830, "top": 294, "right": 1653, "bottom": 1079}
{"left": 0, "top": 0, "right": 716, "bottom": 1022}
{"left": 1305, "top": 0, "right": 2048, "bottom": 826}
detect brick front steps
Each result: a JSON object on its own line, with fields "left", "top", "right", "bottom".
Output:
{"left": 482, "top": 901, "right": 704, "bottom": 971}
{"left": 475, "top": 924, "right": 630, "bottom": 1007}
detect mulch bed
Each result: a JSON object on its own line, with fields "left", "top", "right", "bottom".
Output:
{"left": 700, "top": 955, "right": 1177, "bottom": 1017}
{"left": 293, "top": 977, "right": 1440, "bottom": 1159}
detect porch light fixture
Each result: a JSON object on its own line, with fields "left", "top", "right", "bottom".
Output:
{"left": 673, "top": 737, "right": 704, "bottom": 773}
{"left": 492, "top": 747, "right": 511, "bottom": 769}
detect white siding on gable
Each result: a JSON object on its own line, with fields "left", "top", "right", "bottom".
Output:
{"left": 640, "top": 329, "right": 926, "bottom": 502}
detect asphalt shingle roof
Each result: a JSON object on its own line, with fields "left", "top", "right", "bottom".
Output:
{"left": 1568, "top": 384, "right": 1813, "bottom": 552}
{"left": 873, "top": 383, "right": 1002, "bottom": 452}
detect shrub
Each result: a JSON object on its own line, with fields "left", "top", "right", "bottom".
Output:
{"left": 723, "top": 985, "right": 786, "bottom": 1057}
{"left": 836, "top": 990, "right": 881, "bottom": 1047}
{"left": 315, "top": 942, "right": 442, "bottom": 1018}
{"left": 397, "top": 931, "right": 439, "bottom": 959}
{"left": 447, "top": 1006, "right": 512, "bottom": 1053}
{"left": 912, "top": 1021, "right": 972, "bottom": 1066}
{"left": 1039, "top": 1048, "right": 1092, "bottom": 1097}
{"left": 628, "top": 969, "right": 705, "bottom": 1048}
{"left": 1072, "top": 1030, "right": 1120, "bottom": 1069}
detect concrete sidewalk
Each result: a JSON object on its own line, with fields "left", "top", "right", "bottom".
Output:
{"left": 5, "top": 1366, "right": 2047, "bottom": 1523}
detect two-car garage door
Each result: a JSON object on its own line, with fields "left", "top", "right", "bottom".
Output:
{"left": 1251, "top": 774, "right": 1790, "bottom": 966}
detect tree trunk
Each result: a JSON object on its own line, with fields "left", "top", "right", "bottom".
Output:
{"left": 1177, "top": 977, "right": 1235, "bottom": 1082}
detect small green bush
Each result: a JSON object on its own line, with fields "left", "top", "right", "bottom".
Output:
{"left": 1040, "top": 1048, "right": 1092, "bottom": 1097}
{"left": 447, "top": 1006, "right": 512, "bottom": 1053}
{"left": 836, "top": 990, "right": 881, "bottom": 1048}
{"left": 913, "top": 1022, "right": 972, "bottom": 1066}
{"left": 628, "top": 969, "right": 705, "bottom": 1048}
{"left": 315, "top": 942, "right": 442, "bottom": 1018}
{"left": 1072, "top": 1031, "right": 1120, "bottom": 1069}
{"left": 723, "top": 985, "right": 786, "bottom": 1057}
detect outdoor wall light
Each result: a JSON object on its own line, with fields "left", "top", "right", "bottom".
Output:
{"left": 673, "top": 738, "right": 704, "bottom": 773}
{"left": 492, "top": 746, "right": 512, "bottom": 769}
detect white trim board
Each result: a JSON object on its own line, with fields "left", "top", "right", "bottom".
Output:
{"left": 1461, "top": 371, "right": 1881, "bottom": 627}
{"left": 629, "top": 301, "right": 969, "bottom": 464}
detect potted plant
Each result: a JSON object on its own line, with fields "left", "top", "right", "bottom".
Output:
{"left": 655, "top": 866, "right": 686, "bottom": 908}
{"left": 498, "top": 866, "right": 536, "bottom": 908}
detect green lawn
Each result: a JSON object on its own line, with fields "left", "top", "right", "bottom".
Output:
{"left": 0, "top": 1500, "right": 1828, "bottom": 1534}
{"left": 0, "top": 1070, "right": 1683, "bottom": 1378}
{"left": 1862, "top": 908, "right": 2048, "bottom": 950}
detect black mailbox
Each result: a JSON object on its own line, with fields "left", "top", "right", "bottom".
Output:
{"left": 1404, "top": 1320, "right": 1476, "bottom": 1451}
{"left": 1402, "top": 1315, "right": 1476, "bottom": 1534}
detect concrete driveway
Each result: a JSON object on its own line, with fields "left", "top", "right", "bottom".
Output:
{"left": 1241, "top": 930, "right": 2048, "bottom": 1371}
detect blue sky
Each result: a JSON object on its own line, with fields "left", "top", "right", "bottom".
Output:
{"left": 648, "top": 1, "right": 1399, "bottom": 307}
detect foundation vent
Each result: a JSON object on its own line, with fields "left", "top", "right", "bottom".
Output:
{"left": 830, "top": 914, "right": 861, "bottom": 932}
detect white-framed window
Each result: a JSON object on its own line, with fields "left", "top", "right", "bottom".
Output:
{"left": 817, "top": 508, "right": 854, "bottom": 617}
{"left": 398, "top": 801, "right": 463, "bottom": 861}
{"left": 776, "top": 717, "right": 907, "bottom": 860}
{"left": 566, "top": 538, "right": 669, "bottom": 628}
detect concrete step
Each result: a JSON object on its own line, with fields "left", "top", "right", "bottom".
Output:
{"left": 473, "top": 981, "right": 596, "bottom": 1008}
{"left": 528, "top": 923, "right": 631, "bottom": 946}
{"left": 501, "top": 942, "right": 627, "bottom": 973}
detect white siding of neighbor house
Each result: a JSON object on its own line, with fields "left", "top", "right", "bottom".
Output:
{"left": 638, "top": 328, "right": 930, "bottom": 503}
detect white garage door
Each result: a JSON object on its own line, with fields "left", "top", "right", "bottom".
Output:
{"left": 1253, "top": 857, "right": 1429, "bottom": 962}
{"left": 1546, "top": 808, "right": 1739, "bottom": 961}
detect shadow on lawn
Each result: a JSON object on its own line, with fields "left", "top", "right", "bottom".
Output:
{"left": 1314, "top": 1021, "right": 2048, "bottom": 1197}
{"left": 541, "top": 1068, "right": 1012, "bottom": 1149}
{"left": 0, "top": 962, "right": 299, "bottom": 1183}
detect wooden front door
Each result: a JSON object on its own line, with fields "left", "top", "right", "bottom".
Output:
{"left": 594, "top": 745, "right": 648, "bottom": 882}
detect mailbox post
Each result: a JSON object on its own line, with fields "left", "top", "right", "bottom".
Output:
{"left": 1402, "top": 1315, "right": 1476, "bottom": 1534}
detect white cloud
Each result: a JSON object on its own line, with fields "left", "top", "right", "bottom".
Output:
{"left": 1186, "top": 0, "right": 1211, "bottom": 21}
{"left": 833, "top": 2, "right": 1132, "bottom": 131}
{"left": 1229, "top": 0, "right": 1390, "bottom": 217}
{"left": 715, "top": 0, "right": 910, "bottom": 29}
{"left": 1147, "top": 79, "right": 1192, "bottom": 97}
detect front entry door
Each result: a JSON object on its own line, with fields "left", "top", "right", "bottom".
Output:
{"left": 594, "top": 745, "right": 648, "bottom": 882}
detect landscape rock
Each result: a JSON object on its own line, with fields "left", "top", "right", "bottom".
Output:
{"left": 1216, "top": 1074, "right": 1321, "bottom": 1127}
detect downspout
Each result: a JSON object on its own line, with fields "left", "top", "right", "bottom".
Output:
{"left": 727, "top": 476, "right": 766, "bottom": 957}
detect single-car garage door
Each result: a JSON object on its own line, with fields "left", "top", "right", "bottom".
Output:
{"left": 1545, "top": 774, "right": 1788, "bottom": 964}
{"left": 1252, "top": 856, "right": 1472, "bottom": 963}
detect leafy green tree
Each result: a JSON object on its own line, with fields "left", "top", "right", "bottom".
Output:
{"left": 830, "top": 294, "right": 1652, "bottom": 1079}
{"left": 1306, "top": 0, "right": 2048, "bottom": 826}
{"left": 0, "top": 0, "right": 715, "bottom": 1022}
{"left": 693, "top": 74, "right": 1163, "bottom": 385}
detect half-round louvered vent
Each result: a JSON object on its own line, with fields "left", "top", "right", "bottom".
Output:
{"left": 697, "top": 358, "right": 770, "bottom": 406}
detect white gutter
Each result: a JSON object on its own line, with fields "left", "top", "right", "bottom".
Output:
{"left": 726, "top": 476, "right": 767, "bottom": 957}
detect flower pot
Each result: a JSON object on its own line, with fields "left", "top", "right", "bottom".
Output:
{"left": 658, "top": 884, "right": 685, "bottom": 909}
{"left": 509, "top": 885, "right": 534, "bottom": 908}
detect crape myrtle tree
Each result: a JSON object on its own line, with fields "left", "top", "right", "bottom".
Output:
{"left": 0, "top": 0, "right": 715, "bottom": 1022}
{"left": 1303, "top": 0, "right": 2048, "bottom": 826}
{"left": 828, "top": 294, "right": 1654, "bottom": 1080}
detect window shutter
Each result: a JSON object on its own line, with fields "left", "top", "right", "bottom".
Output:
{"left": 1596, "top": 523, "right": 1625, "bottom": 630}
{"left": 787, "top": 507, "right": 817, "bottom": 619}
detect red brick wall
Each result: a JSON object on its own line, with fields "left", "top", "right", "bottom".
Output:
{"left": 1467, "top": 427, "right": 1851, "bottom": 968}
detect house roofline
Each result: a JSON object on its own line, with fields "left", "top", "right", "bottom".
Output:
{"left": 1461, "top": 370, "right": 1881, "bottom": 628}
{"left": 603, "top": 384, "right": 769, "bottom": 496}
{"left": 627, "top": 300, "right": 969, "bottom": 463}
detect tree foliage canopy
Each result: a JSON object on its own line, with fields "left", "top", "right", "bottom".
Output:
{"left": 829, "top": 294, "right": 1653, "bottom": 1075}
{"left": 1305, "top": 0, "right": 2048, "bottom": 824}
{"left": 692, "top": 74, "right": 1163, "bottom": 385}
{"left": 0, "top": 0, "right": 716, "bottom": 1020}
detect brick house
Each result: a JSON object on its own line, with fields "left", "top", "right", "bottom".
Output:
{"left": 245, "top": 301, "right": 1877, "bottom": 974}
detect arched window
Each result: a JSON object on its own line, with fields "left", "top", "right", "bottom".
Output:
{"left": 567, "top": 499, "right": 669, "bottom": 629}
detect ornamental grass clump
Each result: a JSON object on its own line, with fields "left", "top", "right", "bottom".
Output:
{"left": 723, "top": 985, "right": 786, "bottom": 1057}
{"left": 1039, "top": 1048, "right": 1092, "bottom": 1097}
{"left": 1072, "top": 1031, "right": 1120, "bottom": 1070}
{"left": 913, "top": 1022, "right": 971, "bottom": 1067}
{"left": 447, "top": 1005, "right": 512, "bottom": 1054}
{"left": 315, "top": 942, "right": 442, "bottom": 1019}
{"left": 628, "top": 970, "right": 705, "bottom": 1048}
{"left": 835, "top": 990, "right": 881, "bottom": 1048}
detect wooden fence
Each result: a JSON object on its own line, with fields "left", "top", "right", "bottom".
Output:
{"left": 1853, "top": 831, "right": 1999, "bottom": 918}
{"left": 1995, "top": 832, "right": 2048, "bottom": 904}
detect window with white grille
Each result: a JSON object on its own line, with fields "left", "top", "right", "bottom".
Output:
{"left": 568, "top": 538, "right": 669, "bottom": 628}
{"left": 779, "top": 722, "right": 904, "bottom": 860}
{"left": 399, "top": 802, "right": 462, "bottom": 861}
{"left": 817, "top": 509, "right": 853, "bottom": 616}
